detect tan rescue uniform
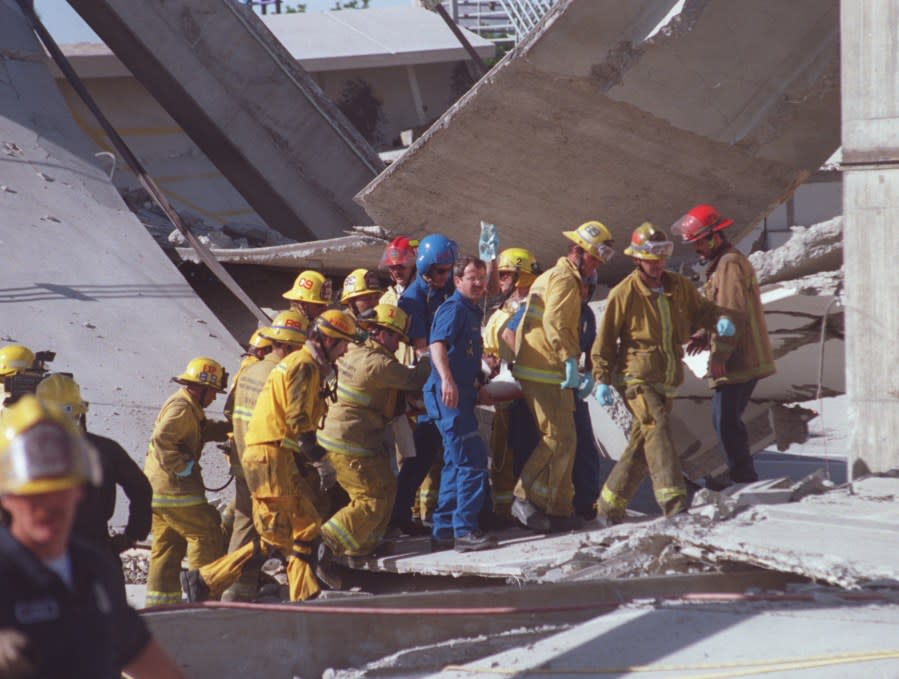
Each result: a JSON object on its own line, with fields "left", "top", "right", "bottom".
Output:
{"left": 318, "top": 341, "right": 429, "bottom": 555}
{"left": 591, "top": 269, "right": 721, "bottom": 519}
{"left": 512, "top": 257, "right": 582, "bottom": 516}
{"left": 145, "top": 388, "right": 229, "bottom": 606}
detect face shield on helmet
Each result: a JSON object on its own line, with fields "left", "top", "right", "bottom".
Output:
{"left": 340, "top": 269, "right": 383, "bottom": 304}
{"left": 671, "top": 204, "right": 733, "bottom": 243}
{"left": 282, "top": 270, "right": 332, "bottom": 305}
{"left": 0, "top": 345, "right": 36, "bottom": 378}
{"left": 497, "top": 247, "right": 540, "bottom": 289}
{"left": 35, "top": 374, "right": 88, "bottom": 424}
{"left": 562, "top": 221, "right": 615, "bottom": 263}
{"left": 380, "top": 236, "right": 418, "bottom": 269}
{"left": 624, "top": 222, "right": 674, "bottom": 261}
{"left": 0, "top": 395, "right": 101, "bottom": 495}
{"left": 173, "top": 357, "right": 228, "bottom": 393}
{"left": 261, "top": 310, "right": 308, "bottom": 346}
{"left": 312, "top": 309, "right": 365, "bottom": 344}
{"left": 358, "top": 304, "right": 410, "bottom": 343}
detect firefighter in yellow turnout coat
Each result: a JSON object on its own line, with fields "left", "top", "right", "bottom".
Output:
{"left": 185, "top": 311, "right": 360, "bottom": 602}
{"left": 511, "top": 222, "right": 614, "bottom": 531}
{"left": 317, "top": 304, "right": 430, "bottom": 557}
{"left": 144, "top": 358, "right": 230, "bottom": 606}
{"left": 591, "top": 223, "right": 734, "bottom": 521}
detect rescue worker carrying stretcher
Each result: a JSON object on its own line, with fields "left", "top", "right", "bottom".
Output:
{"left": 591, "top": 223, "right": 736, "bottom": 522}
{"left": 316, "top": 304, "right": 430, "bottom": 559}
{"left": 144, "top": 357, "right": 231, "bottom": 606}
{"left": 511, "top": 221, "right": 615, "bottom": 533}
{"left": 182, "top": 310, "right": 362, "bottom": 602}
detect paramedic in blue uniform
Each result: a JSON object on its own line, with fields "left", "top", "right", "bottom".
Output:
{"left": 425, "top": 256, "right": 498, "bottom": 552}
{"left": 0, "top": 395, "right": 183, "bottom": 679}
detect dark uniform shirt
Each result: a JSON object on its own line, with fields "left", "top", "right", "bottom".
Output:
{"left": 398, "top": 274, "right": 454, "bottom": 345}
{"left": 0, "top": 525, "right": 151, "bottom": 678}
{"left": 424, "top": 289, "right": 485, "bottom": 399}
{"left": 74, "top": 432, "right": 152, "bottom": 551}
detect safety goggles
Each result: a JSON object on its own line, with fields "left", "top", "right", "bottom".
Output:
{"left": 594, "top": 243, "right": 616, "bottom": 263}
{"left": 631, "top": 240, "right": 674, "bottom": 258}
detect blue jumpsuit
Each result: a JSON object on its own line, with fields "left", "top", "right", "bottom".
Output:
{"left": 424, "top": 290, "right": 489, "bottom": 539}
{"left": 391, "top": 274, "right": 454, "bottom": 527}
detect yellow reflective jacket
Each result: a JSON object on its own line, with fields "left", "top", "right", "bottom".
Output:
{"left": 513, "top": 257, "right": 582, "bottom": 384}
{"left": 144, "top": 387, "right": 230, "bottom": 507}
{"left": 702, "top": 247, "right": 776, "bottom": 387}
{"left": 483, "top": 299, "right": 520, "bottom": 364}
{"left": 317, "top": 340, "right": 430, "bottom": 456}
{"left": 231, "top": 352, "right": 280, "bottom": 460}
{"left": 223, "top": 354, "right": 260, "bottom": 423}
{"left": 245, "top": 344, "right": 330, "bottom": 454}
{"left": 592, "top": 269, "right": 721, "bottom": 396}
{"left": 379, "top": 286, "right": 416, "bottom": 366}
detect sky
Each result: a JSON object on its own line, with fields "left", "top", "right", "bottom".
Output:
{"left": 34, "top": 0, "right": 413, "bottom": 44}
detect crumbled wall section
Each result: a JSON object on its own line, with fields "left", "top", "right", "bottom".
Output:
{"left": 357, "top": 0, "right": 840, "bottom": 282}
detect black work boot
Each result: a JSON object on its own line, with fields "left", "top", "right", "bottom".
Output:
{"left": 454, "top": 531, "right": 498, "bottom": 552}
{"left": 511, "top": 498, "right": 551, "bottom": 533}
{"left": 180, "top": 569, "right": 210, "bottom": 603}
{"left": 548, "top": 514, "right": 584, "bottom": 533}
{"left": 314, "top": 541, "right": 343, "bottom": 591}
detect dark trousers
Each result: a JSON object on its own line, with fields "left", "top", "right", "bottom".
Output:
{"left": 572, "top": 399, "right": 601, "bottom": 517}
{"left": 712, "top": 378, "right": 759, "bottom": 483}
{"left": 390, "top": 420, "right": 442, "bottom": 525}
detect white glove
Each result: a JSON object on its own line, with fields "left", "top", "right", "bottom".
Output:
{"left": 313, "top": 460, "right": 337, "bottom": 492}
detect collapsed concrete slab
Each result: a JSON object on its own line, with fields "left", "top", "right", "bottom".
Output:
{"left": 0, "top": 0, "right": 240, "bottom": 519}
{"left": 67, "top": 0, "right": 383, "bottom": 242}
{"left": 356, "top": 0, "right": 840, "bottom": 282}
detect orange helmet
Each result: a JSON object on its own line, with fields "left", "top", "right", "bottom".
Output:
{"left": 311, "top": 309, "right": 363, "bottom": 344}
{"left": 671, "top": 204, "right": 734, "bottom": 243}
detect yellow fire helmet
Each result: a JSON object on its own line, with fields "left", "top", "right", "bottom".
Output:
{"left": 497, "top": 247, "right": 540, "bottom": 289}
{"left": 311, "top": 309, "right": 364, "bottom": 344}
{"left": 562, "top": 221, "right": 615, "bottom": 263}
{"left": 340, "top": 268, "right": 383, "bottom": 304}
{"left": 0, "top": 344, "right": 35, "bottom": 378}
{"left": 358, "top": 303, "right": 410, "bottom": 343}
{"left": 173, "top": 357, "right": 228, "bottom": 393}
{"left": 261, "top": 310, "right": 309, "bottom": 346}
{"left": 282, "top": 270, "right": 332, "bottom": 305}
{"left": 623, "top": 222, "right": 674, "bottom": 261}
{"left": 246, "top": 329, "right": 273, "bottom": 351}
{"left": 35, "top": 373, "right": 89, "bottom": 422}
{"left": 0, "top": 394, "right": 101, "bottom": 495}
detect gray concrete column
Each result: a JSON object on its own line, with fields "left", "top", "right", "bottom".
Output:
{"left": 841, "top": 0, "right": 899, "bottom": 476}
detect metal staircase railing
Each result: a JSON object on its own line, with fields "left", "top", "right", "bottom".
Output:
{"left": 442, "top": 0, "right": 555, "bottom": 45}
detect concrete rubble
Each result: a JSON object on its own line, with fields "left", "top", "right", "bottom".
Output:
{"left": 356, "top": 0, "right": 841, "bottom": 282}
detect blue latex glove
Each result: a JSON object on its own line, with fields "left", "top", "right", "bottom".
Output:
{"left": 559, "top": 357, "right": 580, "bottom": 389}
{"left": 576, "top": 373, "right": 595, "bottom": 400}
{"left": 479, "top": 221, "right": 499, "bottom": 261}
{"left": 174, "top": 460, "right": 195, "bottom": 478}
{"left": 716, "top": 316, "right": 736, "bottom": 337}
{"left": 594, "top": 383, "right": 614, "bottom": 406}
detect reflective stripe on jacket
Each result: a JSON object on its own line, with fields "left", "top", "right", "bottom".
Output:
{"left": 245, "top": 344, "right": 328, "bottom": 451}
{"left": 144, "top": 388, "right": 229, "bottom": 507}
{"left": 318, "top": 341, "right": 429, "bottom": 456}
{"left": 703, "top": 247, "right": 776, "bottom": 386}
{"left": 513, "top": 257, "right": 582, "bottom": 384}
{"left": 592, "top": 269, "right": 722, "bottom": 394}
{"left": 483, "top": 300, "right": 518, "bottom": 364}
{"left": 231, "top": 353, "right": 280, "bottom": 458}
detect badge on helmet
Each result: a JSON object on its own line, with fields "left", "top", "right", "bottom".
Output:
{"left": 624, "top": 222, "right": 674, "bottom": 260}
{"left": 562, "top": 221, "right": 615, "bottom": 263}
{"left": 340, "top": 269, "right": 383, "bottom": 304}
{"left": 261, "top": 310, "right": 308, "bottom": 346}
{"left": 173, "top": 357, "right": 229, "bottom": 392}
{"left": 282, "top": 270, "right": 332, "bottom": 305}
{"left": 357, "top": 304, "right": 410, "bottom": 343}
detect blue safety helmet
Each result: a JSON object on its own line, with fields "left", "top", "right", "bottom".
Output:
{"left": 416, "top": 234, "right": 458, "bottom": 275}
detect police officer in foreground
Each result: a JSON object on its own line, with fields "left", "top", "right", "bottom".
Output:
{"left": 0, "top": 395, "right": 183, "bottom": 678}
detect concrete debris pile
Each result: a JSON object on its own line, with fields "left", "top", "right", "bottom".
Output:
{"left": 120, "top": 187, "right": 296, "bottom": 252}
{"left": 121, "top": 549, "right": 150, "bottom": 585}
{"left": 749, "top": 216, "right": 843, "bottom": 286}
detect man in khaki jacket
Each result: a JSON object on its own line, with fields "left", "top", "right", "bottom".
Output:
{"left": 144, "top": 357, "right": 230, "bottom": 606}
{"left": 672, "top": 204, "right": 776, "bottom": 484}
{"left": 317, "top": 304, "right": 430, "bottom": 558}
{"left": 592, "top": 223, "right": 734, "bottom": 523}
{"left": 512, "top": 222, "right": 614, "bottom": 532}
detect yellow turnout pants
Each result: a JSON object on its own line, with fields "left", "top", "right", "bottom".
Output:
{"left": 489, "top": 405, "right": 515, "bottom": 516}
{"left": 513, "top": 380, "right": 576, "bottom": 516}
{"left": 598, "top": 385, "right": 687, "bottom": 521}
{"left": 146, "top": 503, "right": 223, "bottom": 606}
{"left": 321, "top": 451, "right": 395, "bottom": 556}
{"left": 199, "top": 442, "right": 322, "bottom": 602}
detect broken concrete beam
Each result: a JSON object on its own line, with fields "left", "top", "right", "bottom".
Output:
{"left": 67, "top": 0, "right": 383, "bottom": 242}
{"left": 356, "top": 0, "right": 840, "bottom": 282}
